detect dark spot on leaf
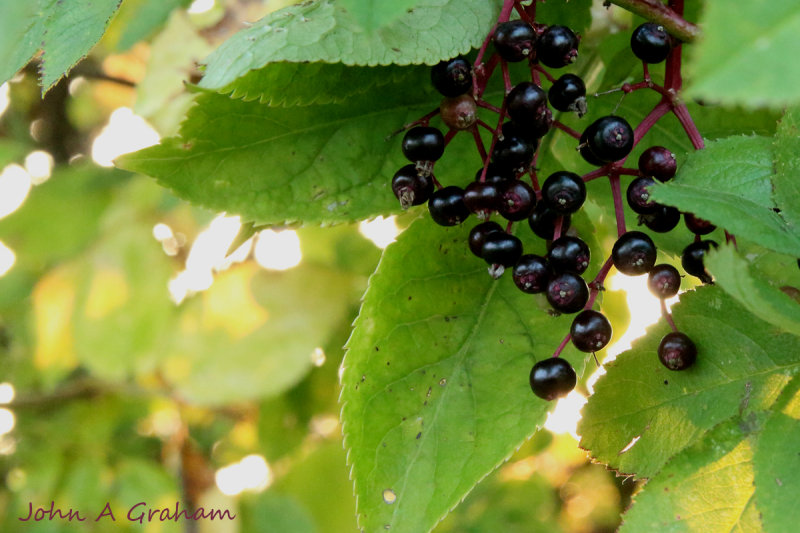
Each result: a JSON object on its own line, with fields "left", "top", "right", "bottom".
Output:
{"left": 393, "top": 47, "right": 401, "bottom": 52}
{"left": 401, "top": 417, "right": 406, "bottom": 421}
{"left": 375, "top": 346, "right": 379, "bottom": 351}
{"left": 386, "top": 361, "right": 390, "bottom": 366}
{"left": 408, "top": 296, "right": 412, "bottom": 300}
{"left": 382, "top": 442, "right": 387, "bottom": 447}
{"left": 664, "top": 380, "right": 669, "bottom": 385}
{"left": 423, "top": 401, "right": 427, "bottom": 406}
{"left": 416, "top": 432, "right": 422, "bottom": 439}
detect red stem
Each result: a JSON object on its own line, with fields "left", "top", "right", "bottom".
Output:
{"left": 661, "top": 299, "right": 678, "bottom": 332}
{"left": 553, "top": 120, "right": 581, "bottom": 139}
{"left": 609, "top": 175, "right": 627, "bottom": 237}
{"left": 551, "top": 333, "right": 572, "bottom": 358}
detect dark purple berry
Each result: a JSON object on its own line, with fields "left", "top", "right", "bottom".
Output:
{"left": 493, "top": 20, "right": 537, "bottom": 62}
{"left": 542, "top": 171, "right": 586, "bottom": 215}
{"left": 468, "top": 221, "right": 504, "bottom": 257}
{"left": 548, "top": 74, "right": 587, "bottom": 116}
{"left": 529, "top": 358, "right": 576, "bottom": 400}
{"left": 537, "top": 25, "right": 579, "bottom": 68}
{"left": 528, "top": 202, "right": 572, "bottom": 240}
{"left": 440, "top": 94, "right": 478, "bottom": 130}
{"left": 428, "top": 186, "right": 470, "bottom": 226}
{"left": 391, "top": 164, "right": 434, "bottom": 209}
{"left": 546, "top": 271, "right": 589, "bottom": 314}
{"left": 464, "top": 181, "right": 502, "bottom": 218}
{"left": 638, "top": 146, "right": 677, "bottom": 182}
{"left": 642, "top": 204, "right": 681, "bottom": 233}
{"left": 631, "top": 23, "right": 673, "bottom": 64}
{"left": 583, "top": 115, "right": 634, "bottom": 163}
{"left": 513, "top": 254, "right": 549, "bottom": 293}
{"left": 402, "top": 126, "right": 445, "bottom": 162}
{"left": 647, "top": 264, "right": 681, "bottom": 299}
{"left": 548, "top": 236, "right": 590, "bottom": 274}
{"left": 681, "top": 240, "right": 717, "bottom": 284}
{"left": 505, "top": 111, "right": 552, "bottom": 141}
{"left": 612, "top": 231, "right": 657, "bottom": 276}
{"left": 506, "top": 82, "right": 548, "bottom": 123}
{"left": 684, "top": 212, "right": 716, "bottom": 235}
{"left": 570, "top": 310, "right": 613, "bottom": 353}
{"left": 481, "top": 232, "right": 523, "bottom": 267}
{"left": 498, "top": 179, "right": 536, "bottom": 221}
{"left": 658, "top": 331, "right": 697, "bottom": 370}
{"left": 626, "top": 176, "right": 658, "bottom": 215}
{"left": 578, "top": 126, "right": 606, "bottom": 166}
{"left": 431, "top": 56, "right": 473, "bottom": 97}
{"left": 492, "top": 133, "right": 535, "bottom": 171}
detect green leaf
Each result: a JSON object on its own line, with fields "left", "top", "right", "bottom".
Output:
{"left": 341, "top": 217, "right": 587, "bottom": 533}
{"left": 649, "top": 136, "right": 800, "bottom": 256}
{"left": 339, "top": 0, "right": 424, "bottom": 32}
{"left": 102, "top": 0, "right": 192, "bottom": 52}
{"left": 686, "top": 0, "right": 800, "bottom": 108}
{"left": 579, "top": 287, "right": 800, "bottom": 479}
{"left": 39, "top": 0, "right": 123, "bottom": 92}
{"left": 198, "top": 0, "right": 502, "bottom": 91}
{"left": 536, "top": 0, "right": 593, "bottom": 34}
{"left": 0, "top": 1, "right": 50, "bottom": 88}
{"left": 773, "top": 107, "right": 800, "bottom": 232}
{"left": 119, "top": 67, "right": 486, "bottom": 226}
{"left": 219, "top": 62, "right": 417, "bottom": 107}
{"left": 705, "top": 245, "right": 800, "bottom": 337}
{"left": 618, "top": 419, "right": 761, "bottom": 532}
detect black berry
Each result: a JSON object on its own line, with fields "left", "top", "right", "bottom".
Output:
{"left": 658, "top": 331, "right": 697, "bottom": 370}
{"left": 506, "top": 82, "right": 548, "bottom": 123}
{"left": 548, "top": 236, "right": 590, "bottom": 274}
{"left": 529, "top": 358, "right": 576, "bottom": 401}
{"left": 537, "top": 25, "right": 579, "bottom": 68}
{"left": 631, "top": 23, "right": 673, "bottom": 64}
{"left": 468, "top": 221, "right": 504, "bottom": 257}
{"left": 548, "top": 74, "right": 587, "bottom": 116}
{"left": 391, "top": 164, "right": 434, "bottom": 209}
{"left": 583, "top": 115, "right": 634, "bottom": 163}
{"left": 464, "top": 181, "right": 501, "bottom": 219}
{"left": 681, "top": 240, "right": 717, "bottom": 284}
{"left": 505, "top": 111, "right": 552, "bottom": 141}
{"left": 647, "top": 264, "right": 681, "bottom": 299}
{"left": 440, "top": 94, "right": 478, "bottom": 130}
{"left": 492, "top": 133, "right": 535, "bottom": 171}
{"left": 475, "top": 164, "right": 514, "bottom": 184}
{"left": 542, "top": 171, "right": 586, "bottom": 215}
{"left": 493, "top": 20, "right": 537, "bottom": 62}
{"left": 402, "top": 126, "right": 445, "bottom": 162}
{"left": 642, "top": 204, "right": 680, "bottom": 233}
{"left": 513, "top": 254, "right": 549, "bottom": 293}
{"left": 428, "top": 186, "right": 470, "bottom": 226}
{"left": 684, "top": 212, "right": 716, "bottom": 236}
{"left": 546, "top": 271, "right": 589, "bottom": 314}
{"left": 578, "top": 126, "right": 606, "bottom": 166}
{"left": 570, "top": 310, "right": 613, "bottom": 353}
{"left": 481, "top": 232, "right": 523, "bottom": 267}
{"left": 498, "top": 179, "right": 536, "bottom": 221}
{"left": 431, "top": 56, "right": 473, "bottom": 97}
{"left": 626, "top": 176, "right": 658, "bottom": 215}
{"left": 612, "top": 231, "right": 657, "bottom": 276}
{"left": 528, "top": 202, "right": 572, "bottom": 240}
{"left": 638, "top": 146, "right": 677, "bottom": 182}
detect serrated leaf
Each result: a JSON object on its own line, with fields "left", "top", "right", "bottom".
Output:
{"left": 0, "top": 0, "right": 51, "bottom": 87}
{"left": 686, "top": 0, "right": 800, "bottom": 108}
{"left": 40, "top": 0, "right": 123, "bottom": 92}
{"left": 705, "top": 245, "right": 800, "bottom": 337}
{"left": 219, "top": 62, "right": 416, "bottom": 107}
{"left": 619, "top": 419, "right": 761, "bottom": 532}
{"left": 649, "top": 136, "right": 800, "bottom": 256}
{"left": 773, "top": 107, "right": 800, "bottom": 232}
{"left": 578, "top": 287, "right": 800, "bottom": 478}
{"left": 198, "top": 0, "right": 502, "bottom": 91}
{"left": 118, "top": 67, "right": 486, "bottom": 226}
{"left": 341, "top": 217, "right": 587, "bottom": 533}
{"left": 339, "top": 0, "right": 424, "bottom": 32}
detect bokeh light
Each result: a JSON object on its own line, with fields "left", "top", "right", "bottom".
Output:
{"left": 0, "top": 164, "right": 32, "bottom": 219}
{"left": 0, "top": 409, "right": 16, "bottom": 436}
{"left": 254, "top": 229, "right": 302, "bottom": 271}
{"left": 91, "top": 107, "right": 160, "bottom": 167}
{"left": 359, "top": 216, "right": 401, "bottom": 249}
{"left": 0, "top": 383, "right": 15, "bottom": 404}
{"left": 24, "top": 150, "right": 54, "bottom": 184}
{"left": 214, "top": 454, "right": 272, "bottom": 496}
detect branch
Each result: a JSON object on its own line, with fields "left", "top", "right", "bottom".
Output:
{"left": 605, "top": 0, "right": 700, "bottom": 43}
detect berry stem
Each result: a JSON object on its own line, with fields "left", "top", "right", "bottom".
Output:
{"left": 608, "top": 174, "right": 627, "bottom": 237}
{"left": 501, "top": 60, "right": 513, "bottom": 93}
{"left": 660, "top": 299, "right": 678, "bottom": 332}
{"left": 533, "top": 65, "right": 555, "bottom": 83}
{"left": 553, "top": 120, "right": 581, "bottom": 139}
{"left": 633, "top": 100, "right": 671, "bottom": 144}
{"left": 672, "top": 103, "right": 705, "bottom": 149}
{"left": 582, "top": 167, "right": 610, "bottom": 183}
{"left": 551, "top": 332, "right": 572, "bottom": 358}
{"left": 477, "top": 100, "right": 502, "bottom": 114}
{"left": 553, "top": 216, "right": 563, "bottom": 241}
{"left": 470, "top": 125, "right": 488, "bottom": 161}
{"left": 605, "top": 0, "right": 699, "bottom": 43}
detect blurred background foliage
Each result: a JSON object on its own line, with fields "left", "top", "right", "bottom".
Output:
{"left": 0, "top": 0, "right": 634, "bottom": 531}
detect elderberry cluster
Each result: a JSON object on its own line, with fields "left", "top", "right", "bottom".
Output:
{"left": 390, "top": 3, "right": 708, "bottom": 402}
